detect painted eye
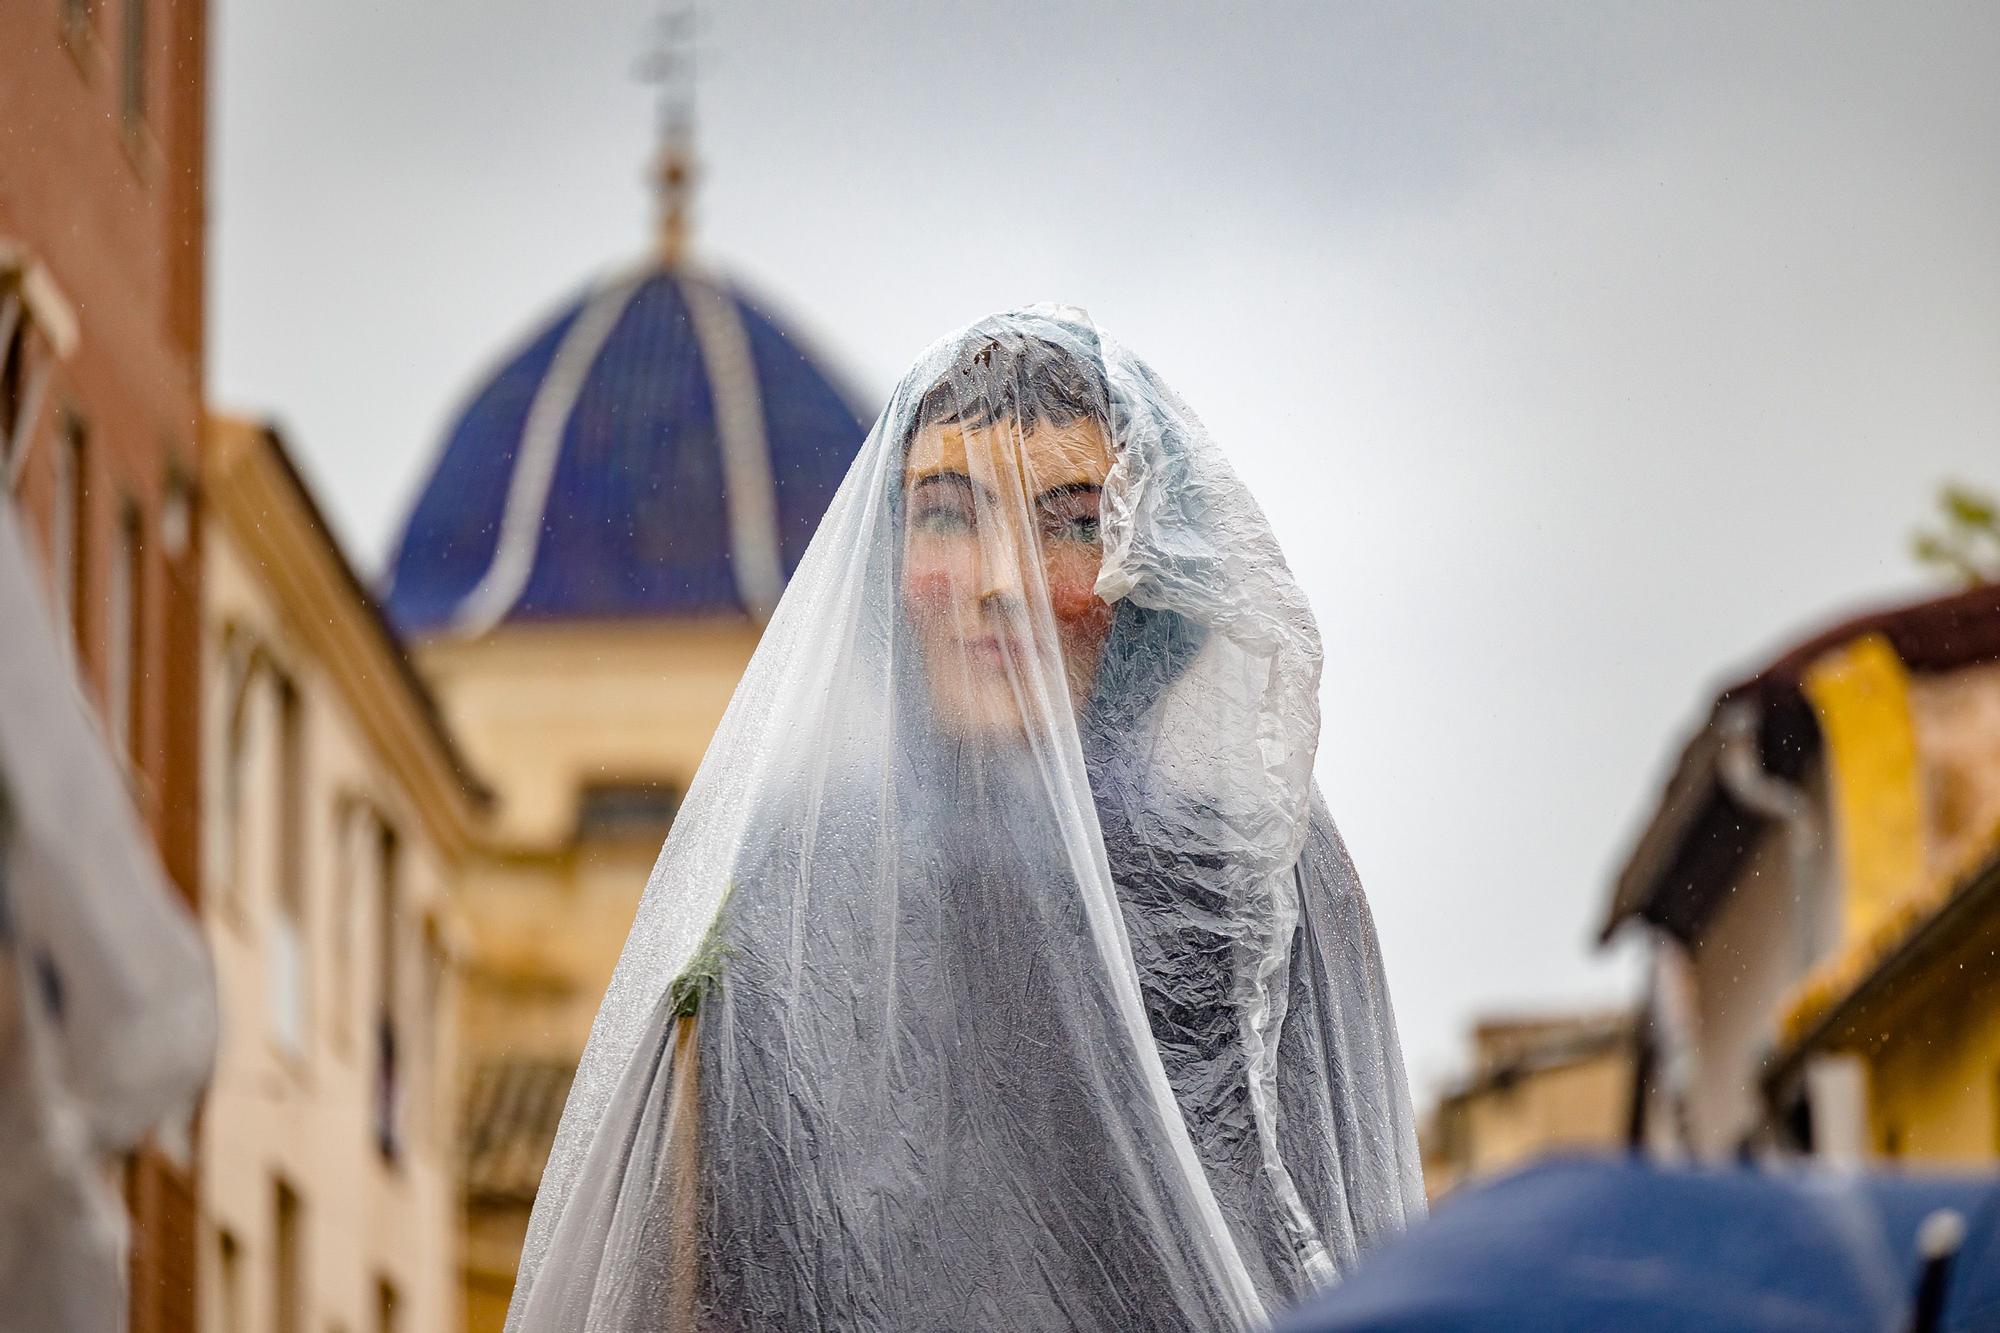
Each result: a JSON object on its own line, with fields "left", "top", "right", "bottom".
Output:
{"left": 1039, "top": 512, "right": 1100, "bottom": 545}
{"left": 1035, "top": 485, "right": 1103, "bottom": 546}
{"left": 914, "top": 507, "right": 972, "bottom": 536}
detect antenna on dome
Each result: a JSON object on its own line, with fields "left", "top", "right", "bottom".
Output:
{"left": 638, "top": 0, "right": 701, "bottom": 267}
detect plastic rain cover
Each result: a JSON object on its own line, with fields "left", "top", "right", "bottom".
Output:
{"left": 0, "top": 493, "right": 217, "bottom": 1328}
{"left": 509, "top": 307, "right": 1425, "bottom": 1331}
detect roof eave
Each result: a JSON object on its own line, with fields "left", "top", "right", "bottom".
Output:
{"left": 1600, "top": 724, "right": 1728, "bottom": 943}
{"left": 1598, "top": 581, "right": 2000, "bottom": 949}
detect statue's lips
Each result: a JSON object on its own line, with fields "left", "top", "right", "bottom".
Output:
{"left": 963, "top": 633, "right": 1008, "bottom": 667}
{"left": 939, "top": 627, "right": 1031, "bottom": 676}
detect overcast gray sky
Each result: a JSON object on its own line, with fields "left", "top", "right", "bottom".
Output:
{"left": 212, "top": 2, "right": 2000, "bottom": 1097}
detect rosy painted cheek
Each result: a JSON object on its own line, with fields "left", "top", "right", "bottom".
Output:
{"left": 1061, "top": 598, "right": 1115, "bottom": 655}
{"left": 1043, "top": 552, "right": 1105, "bottom": 626}
{"left": 902, "top": 565, "right": 952, "bottom": 614}
{"left": 1045, "top": 582, "right": 1094, "bottom": 624}
{"left": 1047, "top": 565, "right": 1114, "bottom": 667}
{"left": 901, "top": 543, "right": 965, "bottom": 617}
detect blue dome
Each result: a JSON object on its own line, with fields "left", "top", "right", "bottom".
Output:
{"left": 384, "top": 265, "right": 869, "bottom": 634}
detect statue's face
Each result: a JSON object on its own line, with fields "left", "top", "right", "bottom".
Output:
{"left": 902, "top": 416, "right": 1116, "bottom": 741}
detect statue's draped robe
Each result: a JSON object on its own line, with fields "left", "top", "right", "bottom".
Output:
{"left": 507, "top": 309, "right": 1426, "bottom": 1332}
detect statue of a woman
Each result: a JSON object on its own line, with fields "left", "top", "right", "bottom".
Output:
{"left": 507, "top": 308, "right": 1425, "bottom": 1331}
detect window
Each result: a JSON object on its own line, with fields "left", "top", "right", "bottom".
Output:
{"left": 105, "top": 503, "right": 141, "bottom": 760}
{"left": 418, "top": 916, "right": 447, "bottom": 1147}
{"left": 329, "top": 799, "right": 389, "bottom": 1057}
{"left": 60, "top": 0, "right": 97, "bottom": 40}
{"left": 329, "top": 798, "right": 361, "bottom": 1053}
{"left": 212, "top": 634, "right": 251, "bottom": 907}
{"left": 48, "top": 415, "right": 85, "bottom": 651}
{"left": 273, "top": 1180, "right": 303, "bottom": 1333}
{"left": 0, "top": 289, "right": 24, "bottom": 462}
{"left": 374, "top": 821, "right": 402, "bottom": 1159}
{"left": 375, "top": 1276, "right": 400, "bottom": 1333}
{"left": 160, "top": 467, "right": 191, "bottom": 559}
{"left": 119, "top": 0, "right": 145, "bottom": 126}
{"left": 214, "top": 1228, "right": 243, "bottom": 1333}
{"left": 576, "top": 780, "right": 682, "bottom": 843}
{"left": 269, "top": 676, "right": 307, "bottom": 1055}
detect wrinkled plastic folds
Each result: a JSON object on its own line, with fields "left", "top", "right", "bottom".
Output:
{"left": 0, "top": 494, "right": 217, "bottom": 1327}
{"left": 509, "top": 307, "right": 1425, "bottom": 1330}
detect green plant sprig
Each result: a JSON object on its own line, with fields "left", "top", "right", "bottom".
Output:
{"left": 667, "top": 883, "right": 737, "bottom": 1020}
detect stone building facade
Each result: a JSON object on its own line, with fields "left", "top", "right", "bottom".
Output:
{"left": 198, "top": 418, "right": 486, "bottom": 1333}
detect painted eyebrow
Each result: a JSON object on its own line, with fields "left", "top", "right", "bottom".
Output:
{"left": 909, "top": 471, "right": 1098, "bottom": 512}
{"left": 1034, "top": 481, "right": 1102, "bottom": 509}
{"left": 908, "top": 470, "right": 986, "bottom": 501}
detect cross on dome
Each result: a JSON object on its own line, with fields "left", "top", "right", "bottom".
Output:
{"left": 382, "top": 11, "right": 869, "bottom": 639}
{"left": 638, "top": 1, "right": 701, "bottom": 267}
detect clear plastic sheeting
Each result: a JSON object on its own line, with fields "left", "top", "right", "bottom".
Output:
{"left": 0, "top": 495, "right": 217, "bottom": 1328}
{"left": 510, "top": 307, "right": 1425, "bottom": 1331}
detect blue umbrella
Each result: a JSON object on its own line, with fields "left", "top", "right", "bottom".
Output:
{"left": 1275, "top": 1157, "right": 2000, "bottom": 1333}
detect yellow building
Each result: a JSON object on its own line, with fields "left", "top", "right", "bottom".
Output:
{"left": 198, "top": 417, "right": 488, "bottom": 1333}
{"left": 1603, "top": 582, "right": 2000, "bottom": 1163}
{"left": 1420, "top": 1011, "right": 1635, "bottom": 1198}
{"left": 1776, "top": 844, "right": 2000, "bottom": 1162}
{"left": 378, "top": 241, "right": 867, "bottom": 1327}
{"left": 1772, "top": 622, "right": 2000, "bottom": 1163}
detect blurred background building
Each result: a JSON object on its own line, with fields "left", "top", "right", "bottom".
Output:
{"left": 1421, "top": 529, "right": 2000, "bottom": 1195}
{"left": 1, "top": 1, "right": 213, "bottom": 1327}
{"left": 1604, "top": 576, "right": 2000, "bottom": 1163}
{"left": 377, "top": 151, "right": 868, "bottom": 1325}
{"left": 197, "top": 416, "right": 487, "bottom": 1333}
{"left": 1419, "top": 1010, "right": 1636, "bottom": 1198}
{"left": 9, "top": 0, "right": 2000, "bottom": 1316}
{"left": 0, "top": 10, "right": 877, "bottom": 1308}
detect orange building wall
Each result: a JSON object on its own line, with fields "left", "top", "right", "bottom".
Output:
{"left": 0, "top": 3, "right": 209, "bottom": 1328}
